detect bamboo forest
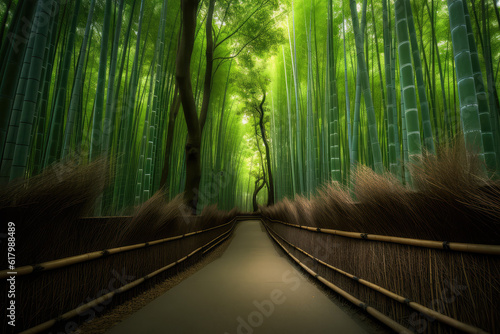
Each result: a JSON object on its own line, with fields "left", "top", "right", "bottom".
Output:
{"left": 1, "top": 0, "right": 500, "bottom": 211}
{"left": 1, "top": 0, "right": 500, "bottom": 333}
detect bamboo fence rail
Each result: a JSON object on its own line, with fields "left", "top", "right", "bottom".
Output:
{"left": 263, "top": 223, "right": 412, "bottom": 334}
{"left": 266, "top": 217, "right": 500, "bottom": 255}
{"left": 0, "top": 218, "right": 238, "bottom": 279}
{"left": 9, "top": 215, "right": 493, "bottom": 333}
{"left": 264, "top": 221, "right": 488, "bottom": 334}
{"left": 20, "top": 223, "right": 236, "bottom": 334}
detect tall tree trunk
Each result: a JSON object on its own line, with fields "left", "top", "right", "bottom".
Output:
{"left": 177, "top": 0, "right": 201, "bottom": 213}
{"left": 199, "top": 0, "right": 215, "bottom": 134}
{"left": 258, "top": 92, "right": 275, "bottom": 206}
{"left": 252, "top": 176, "right": 265, "bottom": 212}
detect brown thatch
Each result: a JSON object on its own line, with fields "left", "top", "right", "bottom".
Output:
{"left": 261, "top": 142, "right": 500, "bottom": 333}
{"left": 0, "top": 158, "right": 109, "bottom": 266}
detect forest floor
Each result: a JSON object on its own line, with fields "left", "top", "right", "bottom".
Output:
{"left": 75, "top": 221, "right": 388, "bottom": 334}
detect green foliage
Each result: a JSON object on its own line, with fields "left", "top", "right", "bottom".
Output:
{"left": 0, "top": 0, "right": 499, "bottom": 212}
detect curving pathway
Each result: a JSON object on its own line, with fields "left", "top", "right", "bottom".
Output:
{"left": 106, "top": 220, "right": 368, "bottom": 334}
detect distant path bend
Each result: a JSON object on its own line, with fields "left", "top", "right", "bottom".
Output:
{"left": 107, "top": 220, "right": 368, "bottom": 334}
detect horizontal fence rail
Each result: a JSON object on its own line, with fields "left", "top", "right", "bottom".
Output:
{"left": 262, "top": 222, "right": 412, "bottom": 334}
{"left": 264, "top": 221, "right": 488, "bottom": 334}
{"left": 20, "top": 221, "right": 237, "bottom": 334}
{"left": 0, "top": 218, "right": 239, "bottom": 279}
{"left": 266, "top": 218, "right": 500, "bottom": 255}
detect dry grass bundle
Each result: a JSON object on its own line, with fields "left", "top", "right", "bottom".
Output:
{"left": 353, "top": 165, "right": 410, "bottom": 204}
{"left": 267, "top": 196, "right": 316, "bottom": 226}
{"left": 259, "top": 197, "right": 299, "bottom": 224}
{"left": 292, "top": 195, "right": 315, "bottom": 226}
{"left": 408, "top": 140, "right": 500, "bottom": 243}
{"left": 0, "top": 158, "right": 109, "bottom": 266}
{"left": 199, "top": 203, "right": 240, "bottom": 230}
{"left": 262, "top": 140, "right": 500, "bottom": 244}
{"left": 310, "top": 182, "right": 355, "bottom": 229}
{"left": 114, "top": 192, "right": 185, "bottom": 245}
{"left": 411, "top": 138, "right": 488, "bottom": 199}
{"left": 0, "top": 158, "right": 107, "bottom": 216}
{"left": 350, "top": 166, "right": 447, "bottom": 240}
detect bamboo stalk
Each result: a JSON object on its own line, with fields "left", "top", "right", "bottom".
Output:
{"left": 266, "top": 223, "right": 488, "bottom": 334}
{"left": 20, "top": 226, "right": 234, "bottom": 334}
{"left": 350, "top": 0, "right": 384, "bottom": 174}
{"left": 265, "top": 217, "right": 500, "bottom": 255}
{"left": 264, "top": 223, "right": 412, "bottom": 334}
{"left": 0, "top": 218, "right": 238, "bottom": 279}
{"left": 89, "top": 0, "right": 112, "bottom": 161}
{"left": 5, "top": 0, "right": 51, "bottom": 181}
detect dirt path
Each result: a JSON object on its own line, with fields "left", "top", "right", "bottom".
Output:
{"left": 104, "top": 220, "right": 371, "bottom": 334}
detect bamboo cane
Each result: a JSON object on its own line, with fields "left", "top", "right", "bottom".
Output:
{"left": 266, "top": 223, "right": 488, "bottom": 334}
{"left": 264, "top": 223, "right": 412, "bottom": 334}
{"left": 20, "top": 226, "right": 235, "bottom": 334}
{"left": 265, "top": 217, "right": 500, "bottom": 255}
{"left": 0, "top": 218, "right": 238, "bottom": 279}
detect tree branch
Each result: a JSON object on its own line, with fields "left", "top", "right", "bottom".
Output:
{"left": 212, "top": 16, "right": 275, "bottom": 62}
{"left": 215, "top": 0, "right": 233, "bottom": 43}
{"left": 215, "top": 0, "right": 270, "bottom": 49}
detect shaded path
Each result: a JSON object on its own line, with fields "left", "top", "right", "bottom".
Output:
{"left": 106, "top": 220, "right": 368, "bottom": 333}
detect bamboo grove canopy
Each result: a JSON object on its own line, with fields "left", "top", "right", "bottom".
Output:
{"left": 0, "top": 0, "right": 499, "bottom": 213}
